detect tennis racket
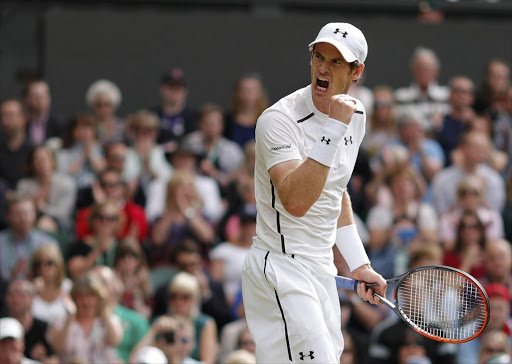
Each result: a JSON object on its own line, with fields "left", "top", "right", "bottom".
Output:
{"left": 336, "top": 265, "right": 490, "bottom": 343}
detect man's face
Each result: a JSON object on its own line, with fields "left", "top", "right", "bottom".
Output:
{"left": 8, "top": 201, "right": 36, "bottom": 236}
{"left": 485, "top": 244, "right": 512, "bottom": 280}
{"left": 175, "top": 252, "right": 201, "bottom": 274}
{"left": 160, "top": 83, "right": 187, "bottom": 107}
{"left": 106, "top": 144, "right": 127, "bottom": 172}
{"left": 100, "top": 171, "right": 124, "bottom": 200}
{"left": 450, "top": 78, "right": 474, "bottom": 109}
{"left": 488, "top": 297, "right": 510, "bottom": 330}
{"left": 1, "top": 101, "right": 26, "bottom": 136}
{"left": 6, "top": 281, "right": 33, "bottom": 316}
{"left": 310, "top": 43, "right": 362, "bottom": 114}
{"left": 0, "top": 338, "right": 24, "bottom": 364}
{"left": 412, "top": 56, "right": 438, "bottom": 89}
{"left": 25, "top": 82, "right": 51, "bottom": 114}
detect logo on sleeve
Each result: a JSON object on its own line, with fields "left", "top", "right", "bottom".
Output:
{"left": 344, "top": 136, "right": 353, "bottom": 145}
{"left": 321, "top": 136, "right": 331, "bottom": 145}
{"left": 270, "top": 144, "right": 291, "bottom": 151}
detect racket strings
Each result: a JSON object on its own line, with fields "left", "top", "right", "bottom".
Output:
{"left": 396, "top": 268, "right": 487, "bottom": 341}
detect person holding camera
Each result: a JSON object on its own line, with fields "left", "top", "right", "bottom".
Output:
{"left": 131, "top": 315, "right": 204, "bottom": 364}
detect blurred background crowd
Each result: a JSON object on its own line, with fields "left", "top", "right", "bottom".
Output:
{"left": 0, "top": 2, "right": 512, "bottom": 364}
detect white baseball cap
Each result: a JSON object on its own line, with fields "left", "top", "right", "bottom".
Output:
{"left": 308, "top": 22, "right": 368, "bottom": 63}
{"left": 134, "top": 346, "right": 168, "bottom": 364}
{"left": 0, "top": 317, "right": 24, "bottom": 341}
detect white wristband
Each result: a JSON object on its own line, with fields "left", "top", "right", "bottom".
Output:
{"left": 335, "top": 224, "right": 370, "bottom": 272}
{"left": 309, "top": 118, "right": 348, "bottom": 167}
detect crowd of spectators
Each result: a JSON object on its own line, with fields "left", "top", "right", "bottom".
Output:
{"left": 0, "top": 45, "right": 511, "bottom": 364}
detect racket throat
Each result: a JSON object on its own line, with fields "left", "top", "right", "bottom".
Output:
{"left": 374, "top": 293, "right": 396, "bottom": 309}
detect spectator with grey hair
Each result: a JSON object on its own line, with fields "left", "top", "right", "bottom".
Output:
{"left": 394, "top": 47, "right": 450, "bottom": 133}
{"left": 86, "top": 79, "right": 125, "bottom": 145}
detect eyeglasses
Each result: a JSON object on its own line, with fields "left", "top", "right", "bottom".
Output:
{"left": 35, "top": 260, "right": 55, "bottom": 268}
{"left": 94, "top": 213, "right": 119, "bottom": 222}
{"left": 169, "top": 293, "right": 193, "bottom": 301}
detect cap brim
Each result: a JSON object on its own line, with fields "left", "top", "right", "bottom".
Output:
{"left": 308, "top": 38, "right": 358, "bottom": 63}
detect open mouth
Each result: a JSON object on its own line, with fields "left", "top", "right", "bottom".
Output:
{"left": 316, "top": 77, "right": 329, "bottom": 91}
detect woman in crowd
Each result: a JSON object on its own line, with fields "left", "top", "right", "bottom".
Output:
{"left": 224, "top": 73, "right": 268, "bottom": 148}
{"left": 67, "top": 200, "right": 121, "bottom": 279}
{"left": 56, "top": 114, "right": 105, "bottom": 190}
{"left": 439, "top": 174, "right": 504, "bottom": 251}
{"left": 478, "top": 329, "right": 512, "bottom": 364}
{"left": 113, "top": 237, "right": 152, "bottom": 319}
{"left": 17, "top": 145, "right": 76, "bottom": 231}
{"left": 29, "top": 243, "right": 73, "bottom": 324}
{"left": 365, "top": 166, "right": 438, "bottom": 277}
{"left": 442, "top": 209, "right": 487, "bottom": 279}
{"left": 49, "top": 271, "right": 123, "bottom": 364}
{"left": 166, "top": 271, "right": 218, "bottom": 364}
{"left": 150, "top": 170, "right": 215, "bottom": 267}
{"left": 86, "top": 79, "right": 125, "bottom": 145}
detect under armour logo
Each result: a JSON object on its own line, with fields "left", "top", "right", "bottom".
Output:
{"left": 299, "top": 351, "right": 315, "bottom": 360}
{"left": 344, "top": 136, "right": 353, "bottom": 145}
{"left": 321, "top": 136, "right": 331, "bottom": 145}
{"left": 334, "top": 29, "right": 348, "bottom": 38}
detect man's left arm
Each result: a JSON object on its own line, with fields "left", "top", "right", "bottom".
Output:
{"left": 335, "top": 189, "right": 387, "bottom": 305}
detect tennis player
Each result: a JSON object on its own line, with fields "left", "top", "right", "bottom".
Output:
{"left": 241, "top": 22, "right": 387, "bottom": 363}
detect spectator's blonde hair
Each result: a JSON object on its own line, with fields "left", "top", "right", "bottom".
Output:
{"left": 30, "top": 243, "right": 66, "bottom": 286}
{"left": 70, "top": 272, "right": 107, "bottom": 315}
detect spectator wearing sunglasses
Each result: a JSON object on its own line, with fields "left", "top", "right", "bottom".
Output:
{"left": 67, "top": 200, "right": 122, "bottom": 279}
{"left": 29, "top": 243, "right": 73, "bottom": 324}
{"left": 478, "top": 329, "right": 512, "bottom": 364}
{"left": 439, "top": 174, "right": 504, "bottom": 251}
{"left": 75, "top": 168, "right": 149, "bottom": 242}
{"left": 165, "top": 272, "right": 218, "bottom": 364}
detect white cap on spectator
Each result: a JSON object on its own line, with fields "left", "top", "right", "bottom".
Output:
{"left": 0, "top": 318, "right": 24, "bottom": 340}
{"left": 308, "top": 22, "right": 368, "bottom": 63}
{"left": 134, "top": 346, "right": 168, "bottom": 364}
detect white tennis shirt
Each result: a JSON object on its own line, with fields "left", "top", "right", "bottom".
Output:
{"left": 253, "top": 85, "right": 366, "bottom": 275}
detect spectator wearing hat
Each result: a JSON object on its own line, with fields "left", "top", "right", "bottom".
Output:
{"left": 151, "top": 67, "right": 199, "bottom": 146}
{"left": 431, "top": 129, "right": 506, "bottom": 215}
{"left": 182, "top": 103, "right": 244, "bottom": 193}
{"left": 209, "top": 208, "right": 256, "bottom": 305}
{"left": 0, "top": 317, "right": 41, "bottom": 364}
{"left": 457, "top": 283, "right": 512, "bottom": 364}
{"left": 86, "top": 79, "right": 125, "bottom": 145}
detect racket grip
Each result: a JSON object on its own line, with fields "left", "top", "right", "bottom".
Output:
{"left": 335, "top": 276, "right": 379, "bottom": 291}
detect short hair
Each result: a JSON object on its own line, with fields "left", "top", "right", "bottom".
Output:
{"left": 408, "top": 244, "right": 443, "bottom": 269}
{"left": 6, "top": 193, "right": 34, "bottom": 212}
{"left": 86, "top": 79, "right": 122, "bottom": 108}
{"left": 128, "top": 109, "right": 160, "bottom": 130}
{"left": 410, "top": 46, "right": 440, "bottom": 71}
{"left": 70, "top": 272, "right": 107, "bottom": 306}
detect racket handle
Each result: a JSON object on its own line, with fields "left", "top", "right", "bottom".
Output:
{"left": 335, "top": 276, "right": 379, "bottom": 291}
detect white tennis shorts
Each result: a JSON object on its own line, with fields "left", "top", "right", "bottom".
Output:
{"left": 242, "top": 246, "right": 343, "bottom": 363}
